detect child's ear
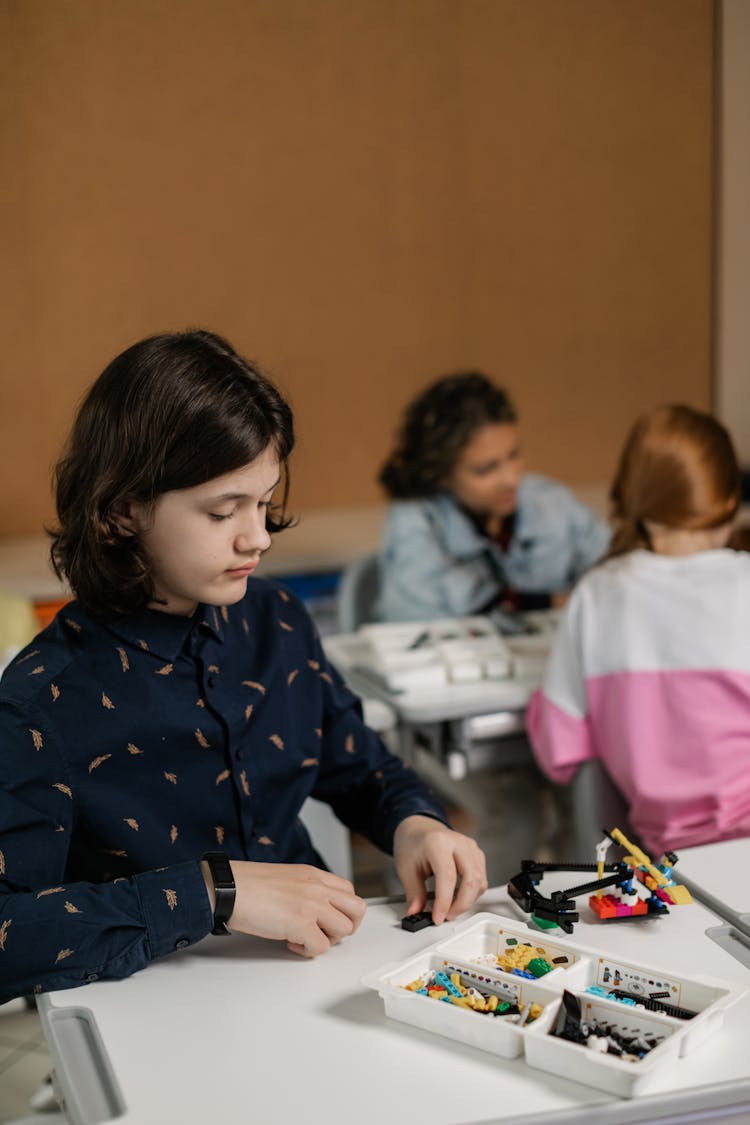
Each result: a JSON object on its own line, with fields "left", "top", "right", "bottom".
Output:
{"left": 109, "top": 500, "right": 142, "bottom": 537}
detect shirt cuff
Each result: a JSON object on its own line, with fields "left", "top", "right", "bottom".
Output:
{"left": 135, "top": 860, "right": 213, "bottom": 961}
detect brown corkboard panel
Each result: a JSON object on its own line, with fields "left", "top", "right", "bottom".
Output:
{"left": 0, "top": 0, "right": 714, "bottom": 536}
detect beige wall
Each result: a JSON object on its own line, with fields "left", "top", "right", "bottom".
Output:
{"left": 715, "top": 0, "right": 750, "bottom": 463}
{"left": 0, "top": 0, "right": 715, "bottom": 536}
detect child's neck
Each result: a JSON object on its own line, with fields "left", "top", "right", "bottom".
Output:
{"left": 647, "top": 523, "right": 732, "bottom": 557}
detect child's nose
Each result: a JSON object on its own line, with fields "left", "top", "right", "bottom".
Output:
{"left": 235, "top": 514, "right": 271, "bottom": 554}
{"left": 499, "top": 460, "right": 522, "bottom": 486}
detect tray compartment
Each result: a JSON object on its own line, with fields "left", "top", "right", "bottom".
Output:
{"left": 524, "top": 990, "right": 682, "bottom": 1098}
{"left": 364, "top": 949, "right": 557, "bottom": 1059}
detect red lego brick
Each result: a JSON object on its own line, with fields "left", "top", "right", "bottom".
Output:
{"left": 589, "top": 895, "right": 617, "bottom": 919}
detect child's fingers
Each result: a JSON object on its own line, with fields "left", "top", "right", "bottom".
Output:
{"left": 445, "top": 844, "right": 488, "bottom": 920}
{"left": 399, "top": 869, "right": 427, "bottom": 920}
{"left": 405, "top": 892, "right": 426, "bottom": 918}
{"left": 429, "top": 857, "right": 458, "bottom": 925}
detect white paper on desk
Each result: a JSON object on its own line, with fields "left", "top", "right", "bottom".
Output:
{"left": 359, "top": 616, "right": 514, "bottom": 692}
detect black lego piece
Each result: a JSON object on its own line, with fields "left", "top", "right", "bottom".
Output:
{"left": 607, "top": 989, "right": 697, "bottom": 1020}
{"left": 401, "top": 910, "right": 434, "bottom": 932}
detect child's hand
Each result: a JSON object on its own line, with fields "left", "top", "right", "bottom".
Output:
{"left": 203, "top": 861, "right": 367, "bottom": 957}
{"left": 392, "top": 816, "right": 488, "bottom": 925}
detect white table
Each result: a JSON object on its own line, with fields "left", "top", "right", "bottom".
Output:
{"left": 673, "top": 838, "right": 750, "bottom": 973}
{"left": 676, "top": 838, "right": 750, "bottom": 916}
{"left": 39, "top": 885, "right": 750, "bottom": 1125}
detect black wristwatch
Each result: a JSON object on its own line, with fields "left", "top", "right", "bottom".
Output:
{"left": 202, "top": 852, "right": 236, "bottom": 935}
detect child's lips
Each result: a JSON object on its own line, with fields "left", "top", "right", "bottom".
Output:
{"left": 226, "top": 562, "right": 257, "bottom": 577}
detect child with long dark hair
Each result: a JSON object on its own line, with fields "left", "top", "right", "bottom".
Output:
{"left": 0, "top": 330, "right": 486, "bottom": 1002}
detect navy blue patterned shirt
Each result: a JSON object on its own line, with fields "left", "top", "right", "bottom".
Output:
{"left": 0, "top": 579, "right": 446, "bottom": 1002}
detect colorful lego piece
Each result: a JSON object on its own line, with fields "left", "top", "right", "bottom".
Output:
{"left": 507, "top": 828, "right": 692, "bottom": 933}
{"left": 400, "top": 966, "right": 545, "bottom": 1024}
{"left": 497, "top": 939, "right": 553, "bottom": 974}
{"left": 526, "top": 956, "right": 554, "bottom": 978}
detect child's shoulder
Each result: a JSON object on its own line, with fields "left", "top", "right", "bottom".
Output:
{"left": 572, "top": 548, "right": 750, "bottom": 606}
{"left": 385, "top": 496, "right": 444, "bottom": 526}
{"left": 521, "top": 472, "right": 569, "bottom": 494}
{"left": 518, "top": 474, "right": 589, "bottom": 520}
{"left": 520, "top": 473, "right": 603, "bottom": 516}
{"left": 0, "top": 610, "right": 80, "bottom": 706}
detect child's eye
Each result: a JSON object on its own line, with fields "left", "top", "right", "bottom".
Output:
{"left": 209, "top": 512, "right": 234, "bottom": 522}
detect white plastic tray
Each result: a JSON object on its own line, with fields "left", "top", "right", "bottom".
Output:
{"left": 363, "top": 912, "right": 744, "bottom": 1099}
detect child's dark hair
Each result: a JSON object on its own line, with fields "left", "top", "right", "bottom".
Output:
{"left": 607, "top": 404, "right": 740, "bottom": 557}
{"left": 50, "top": 329, "right": 295, "bottom": 618}
{"left": 378, "top": 371, "right": 517, "bottom": 498}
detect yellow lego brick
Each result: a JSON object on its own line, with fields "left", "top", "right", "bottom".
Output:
{"left": 667, "top": 884, "right": 693, "bottom": 905}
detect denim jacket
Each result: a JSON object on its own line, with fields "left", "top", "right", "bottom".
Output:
{"left": 376, "top": 473, "right": 610, "bottom": 622}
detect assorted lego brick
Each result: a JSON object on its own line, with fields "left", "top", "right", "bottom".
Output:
{"left": 495, "top": 934, "right": 564, "bottom": 978}
{"left": 402, "top": 965, "right": 545, "bottom": 1024}
{"left": 552, "top": 989, "right": 666, "bottom": 1061}
{"left": 585, "top": 984, "right": 697, "bottom": 1021}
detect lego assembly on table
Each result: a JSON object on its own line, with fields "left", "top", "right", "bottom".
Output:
{"left": 507, "top": 827, "right": 693, "bottom": 933}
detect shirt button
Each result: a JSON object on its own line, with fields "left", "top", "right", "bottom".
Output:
{"left": 175, "top": 939, "right": 189, "bottom": 950}
{"left": 208, "top": 676, "right": 217, "bottom": 689}
{"left": 235, "top": 749, "right": 243, "bottom": 760}
{"left": 85, "top": 973, "right": 99, "bottom": 982}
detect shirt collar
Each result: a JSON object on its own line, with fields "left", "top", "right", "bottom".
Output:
{"left": 100, "top": 602, "right": 226, "bottom": 661}
{"left": 437, "top": 479, "right": 537, "bottom": 557}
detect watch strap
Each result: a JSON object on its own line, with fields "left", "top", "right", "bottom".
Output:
{"left": 202, "top": 851, "right": 235, "bottom": 935}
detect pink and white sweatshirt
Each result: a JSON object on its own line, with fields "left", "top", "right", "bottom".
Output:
{"left": 526, "top": 548, "right": 750, "bottom": 855}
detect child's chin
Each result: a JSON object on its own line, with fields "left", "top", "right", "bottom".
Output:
{"left": 219, "top": 583, "right": 251, "bottom": 606}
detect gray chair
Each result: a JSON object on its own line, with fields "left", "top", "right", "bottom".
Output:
{"left": 570, "top": 759, "right": 633, "bottom": 858}
{"left": 337, "top": 552, "right": 380, "bottom": 632}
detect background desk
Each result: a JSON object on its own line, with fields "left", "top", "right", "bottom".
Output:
{"left": 39, "top": 886, "right": 750, "bottom": 1125}
{"left": 322, "top": 623, "right": 555, "bottom": 778}
{"left": 323, "top": 621, "right": 568, "bottom": 882}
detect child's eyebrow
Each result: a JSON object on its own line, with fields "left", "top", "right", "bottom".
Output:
{"left": 206, "top": 478, "right": 281, "bottom": 503}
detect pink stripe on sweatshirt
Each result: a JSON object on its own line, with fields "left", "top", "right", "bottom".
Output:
{"left": 527, "top": 667, "right": 750, "bottom": 855}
